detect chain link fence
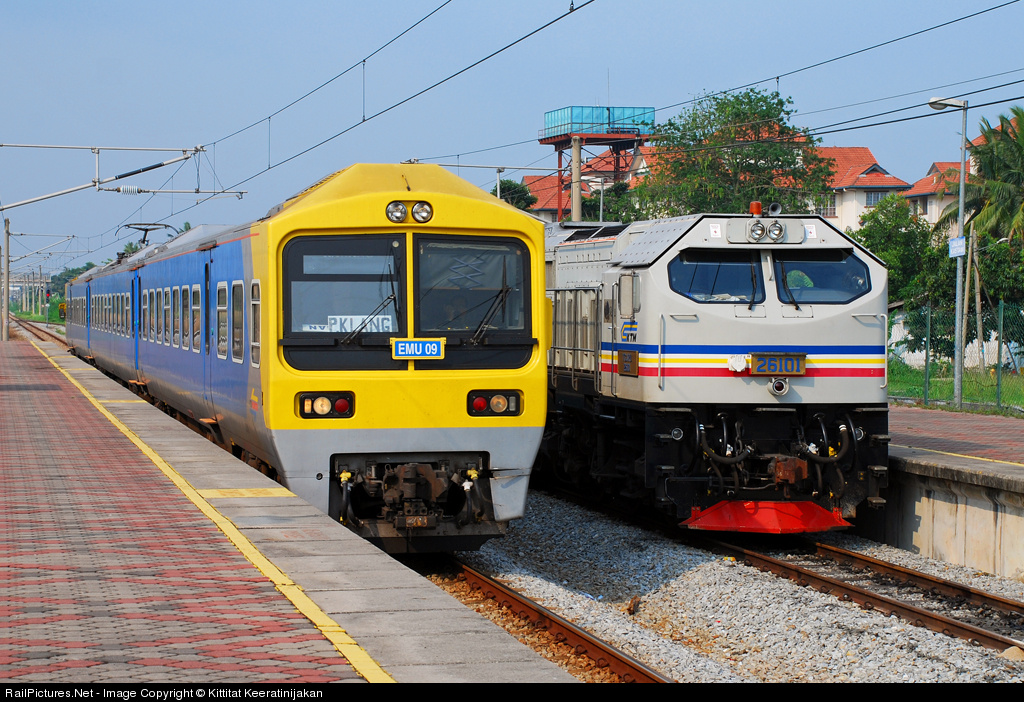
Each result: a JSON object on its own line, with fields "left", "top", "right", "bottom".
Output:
{"left": 888, "top": 302, "right": 1024, "bottom": 413}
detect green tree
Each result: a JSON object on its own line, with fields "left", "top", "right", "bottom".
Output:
{"left": 490, "top": 180, "right": 537, "bottom": 211}
{"left": 937, "top": 106, "right": 1024, "bottom": 241}
{"left": 850, "top": 194, "right": 932, "bottom": 303}
{"left": 50, "top": 263, "right": 96, "bottom": 295}
{"left": 580, "top": 181, "right": 634, "bottom": 222}
{"left": 638, "top": 88, "right": 833, "bottom": 216}
{"left": 122, "top": 241, "right": 141, "bottom": 255}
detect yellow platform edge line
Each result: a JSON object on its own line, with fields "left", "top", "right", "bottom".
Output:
{"left": 199, "top": 488, "right": 297, "bottom": 498}
{"left": 31, "top": 342, "right": 395, "bottom": 684}
{"left": 891, "top": 443, "right": 1024, "bottom": 468}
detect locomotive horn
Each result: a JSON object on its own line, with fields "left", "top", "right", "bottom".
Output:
{"left": 768, "top": 202, "right": 783, "bottom": 216}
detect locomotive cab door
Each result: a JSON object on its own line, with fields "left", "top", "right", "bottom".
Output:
{"left": 602, "top": 272, "right": 641, "bottom": 397}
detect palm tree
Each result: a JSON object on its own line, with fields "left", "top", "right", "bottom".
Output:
{"left": 936, "top": 106, "right": 1024, "bottom": 240}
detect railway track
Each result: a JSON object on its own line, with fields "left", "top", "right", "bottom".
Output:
{"left": 430, "top": 557, "right": 674, "bottom": 683}
{"left": 541, "top": 484, "right": 1024, "bottom": 658}
{"left": 8, "top": 316, "right": 68, "bottom": 348}
{"left": 702, "top": 536, "right": 1024, "bottom": 653}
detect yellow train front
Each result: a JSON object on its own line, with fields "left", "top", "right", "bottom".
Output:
{"left": 258, "top": 164, "right": 548, "bottom": 553}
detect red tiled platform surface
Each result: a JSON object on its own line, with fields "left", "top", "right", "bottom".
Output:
{"left": 890, "top": 405, "right": 1024, "bottom": 464}
{"left": 0, "top": 342, "right": 361, "bottom": 683}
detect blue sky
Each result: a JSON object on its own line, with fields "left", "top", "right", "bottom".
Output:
{"left": 3, "top": 0, "right": 1023, "bottom": 275}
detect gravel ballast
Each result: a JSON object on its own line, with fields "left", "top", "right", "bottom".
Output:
{"left": 460, "top": 492, "right": 1024, "bottom": 683}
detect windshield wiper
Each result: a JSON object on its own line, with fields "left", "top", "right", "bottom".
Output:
{"left": 470, "top": 266, "right": 511, "bottom": 345}
{"left": 777, "top": 259, "right": 801, "bottom": 311}
{"left": 748, "top": 258, "right": 758, "bottom": 310}
{"left": 341, "top": 293, "right": 396, "bottom": 344}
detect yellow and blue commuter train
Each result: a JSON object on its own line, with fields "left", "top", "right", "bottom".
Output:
{"left": 66, "top": 164, "right": 549, "bottom": 553}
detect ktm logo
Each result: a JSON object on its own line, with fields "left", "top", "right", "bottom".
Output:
{"left": 621, "top": 321, "right": 638, "bottom": 342}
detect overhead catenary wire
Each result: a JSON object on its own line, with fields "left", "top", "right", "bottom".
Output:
{"left": 209, "top": 0, "right": 455, "bottom": 146}
{"left": 43, "top": 0, "right": 1022, "bottom": 266}
{"left": 115, "top": 1, "right": 598, "bottom": 231}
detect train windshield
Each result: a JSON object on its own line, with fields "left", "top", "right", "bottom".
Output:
{"left": 668, "top": 249, "right": 765, "bottom": 304}
{"left": 283, "top": 235, "right": 404, "bottom": 336}
{"left": 416, "top": 238, "right": 528, "bottom": 335}
{"left": 772, "top": 249, "right": 870, "bottom": 304}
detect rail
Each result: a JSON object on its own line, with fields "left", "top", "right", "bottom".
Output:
{"left": 701, "top": 536, "right": 1024, "bottom": 653}
{"left": 455, "top": 559, "right": 673, "bottom": 683}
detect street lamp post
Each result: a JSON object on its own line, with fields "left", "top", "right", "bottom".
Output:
{"left": 929, "top": 97, "right": 968, "bottom": 408}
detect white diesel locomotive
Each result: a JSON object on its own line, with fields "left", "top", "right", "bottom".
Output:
{"left": 543, "top": 207, "right": 889, "bottom": 533}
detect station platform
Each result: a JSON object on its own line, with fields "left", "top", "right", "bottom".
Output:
{"left": 0, "top": 340, "right": 575, "bottom": 684}
{"left": 889, "top": 404, "right": 1024, "bottom": 494}
{"left": 877, "top": 404, "right": 1024, "bottom": 578}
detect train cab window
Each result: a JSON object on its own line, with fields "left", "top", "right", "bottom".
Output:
{"left": 231, "top": 281, "right": 244, "bottom": 363}
{"left": 172, "top": 288, "right": 180, "bottom": 347}
{"left": 217, "top": 283, "right": 228, "bottom": 359}
{"left": 181, "top": 287, "right": 190, "bottom": 351}
{"left": 250, "top": 281, "right": 261, "bottom": 368}
{"left": 282, "top": 235, "right": 406, "bottom": 371}
{"left": 191, "top": 286, "right": 201, "bottom": 353}
{"left": 668, "top": 249, "right": 765, "bottom": 304}
{"left": 772, "top": 249, "right": 870, "bottom": 304}
{"left": 414, "top": 235, "right": 532, "bottom": 370}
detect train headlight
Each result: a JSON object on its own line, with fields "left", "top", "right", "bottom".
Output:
{"left": 748, "top": 220, "right": 766, "bottom": 241}
{"left": 768, "top": 377, "right": 790, "bottom": 396}
{"left": 489, "top": 394, "right": 508, "bottom": 413}
{"left": 386, "top": 201, "right": 408, "bottom": 223}
{"left": 767, "top": 221, "right": 785, "bottom": 242}
{"left": 313, "top": 397, "right": 332, "bottom": 415}
{"left": 411, "top": 201, "right": 433, "bottom": 223}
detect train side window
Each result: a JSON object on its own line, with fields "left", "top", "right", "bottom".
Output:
{"left": 156, "top": 289, "right": 164, "bottom": 343}
{"left": 217, "top": 282, "right": 228, "bottom": 359}
{"left": 192, "top": 286, "right": 201, "bottom": 353}
{"left": 163, "top": 287, "right": 171, "bottom": 345}
{"left": 172, "top": 288, "right": 180, "bottom": 347}
{"left": 668, "top": 249, "right": 765, "bottom": 304}
{"left": 149, "top": 290, "right": 155, "bottom": 342}
{"left": 231, "top": 281, "right": 244, "bottom": 364}
{"left": 141, "top": 290, "right": 148, "bottom": 340}
{"left": 181, "top": 287, "right": 190, "bottom": 351}
{"left": 250, "top": 281, "right": 261, "bottom": 368}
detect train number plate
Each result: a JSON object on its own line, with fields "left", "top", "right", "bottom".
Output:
{"left": 750, "top": 353, "right": 806, "bottom": 376}
{"left": 391, "top": 338, "right": 446, "bottom": 360}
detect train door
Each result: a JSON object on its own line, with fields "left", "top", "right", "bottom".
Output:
{"left": 203, "top": 257, "right": 214, "bottom": 409}
{"left": 132, "top": 275, "right": 140, "bottom": 373}
{"left": 85, "top": 284, "right": 91, "bottom": 349}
